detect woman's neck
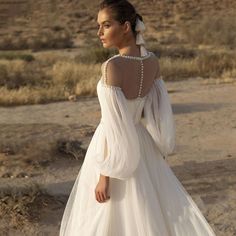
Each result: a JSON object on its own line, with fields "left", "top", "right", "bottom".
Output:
{"left": 117, "top": 38, "right": 141, "bottom": 57}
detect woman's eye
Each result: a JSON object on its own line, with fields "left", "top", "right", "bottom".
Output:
{"left": 97, "top": 24, "right": 110, "bottom": 30}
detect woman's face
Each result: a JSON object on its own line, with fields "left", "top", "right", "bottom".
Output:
{"left": 97, "top": 8, "right": 127, "bottom": 48}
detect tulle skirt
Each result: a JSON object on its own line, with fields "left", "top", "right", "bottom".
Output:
{"left": 59, "top": 122, "right": 216, "bottom": 236}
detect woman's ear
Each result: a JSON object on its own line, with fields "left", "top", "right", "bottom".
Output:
{"left": 123, "top": 21, "right": 132, "bottom": 34}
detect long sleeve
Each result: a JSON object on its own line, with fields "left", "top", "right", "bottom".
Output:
{"left": 95, "top": 80, "right": 141, "bottom": 180}
{"left": 143, "top": 78, "right": 176, "bottom": 158}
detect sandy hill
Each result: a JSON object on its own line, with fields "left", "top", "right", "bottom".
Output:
{"left": 0, "top": 0, "right": 236, "bottom": 49}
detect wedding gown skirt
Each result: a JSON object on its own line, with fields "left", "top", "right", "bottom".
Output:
{"left": 59, "top": 78, "right": 216, "bottom": 236}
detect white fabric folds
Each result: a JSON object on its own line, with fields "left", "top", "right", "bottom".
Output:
{"left": 59, "top": 53, "right": 216, "bottom": 235}
{"left": 144, "top": 78, "right": 176, "bottom": 158}
{"left": 94, "top": 80, "right": 141, "bottom": 180}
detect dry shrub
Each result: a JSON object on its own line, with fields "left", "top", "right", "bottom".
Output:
{"left": 0, "top": 56, "right": 102, "bottom": 105}
{"left": 182, "top": 14, "right": 236, "bottom": 48}
{"left": 34, "top": 51, "right": 69, "bottom": 67}
{"left": 150, "top": 44, "right": 236, "bottom": 80}
{"left": 51, "top": 61, "right": 81, "bottom": 92}
{"left": 51, "top": 61, "right": 100, "bottom": 95}
{"left": 0, "top": 60, "right": 49, "bottom": 90}
{"left": 0, "top": 184, "right": 41, "bottom": 233}
{"left": 75, "top": 78, "right": 98, "bottom": 96}
{"left": 148, "top": 44, "right": 197, "bottom": 59}
{"left": 31, "top": 30, "right": 73, "bottom": 50}
{"left": 221, "top": 69, "right": 236, "bottom": 79}
{"left": 0, "top": 51, "right": 34, "bottom": 62}
{"left": 196, "top": 51, "right": 236, "bottom": 77}
{"left": 0, "top": 64, "right": 8, "bottom": 86}
{"left": 159, "top": 57, "right": 199, "bottom": 80}
{"left": 159, "top": 51, "right": 236, "bottom": 80}
{"left": 0, "top": 30, "right": 73, "bottom": 50}
{"left": 0, "top": 36, "right": 14, "bottom": 50}
{"left": 77, "top": 46, "right": 117, "bottom": 64}
{"left": 0, "top": 85, "right": 64, "bottom": 106}
{"left": 0, "top": 60, "right": 28, "bottom": 89}
{"left": 0, "top": 185, "right": 64, "bottom": 235}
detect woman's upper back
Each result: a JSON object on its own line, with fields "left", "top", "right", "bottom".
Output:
{"left": 101, "top": 51, "right": 161, "bottom": 100}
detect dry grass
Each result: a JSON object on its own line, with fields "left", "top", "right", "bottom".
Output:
{"left": 0, "top": 52, "right": 102, "bottom": 106}
{"left": 0, "top": 0, "right": 235, "bottom": 105}
{"left": 148, "top": 45, "right": 197, "bottom": 59}
{"left": 0, "top": 184, "right": 41, "bottom": 234}
{"left": 34, "top": 51, "right": 69, "bottom": 67}
{"left": 0, "top": 59, "right": 44, "bottom": 89}
{"left": 0, "top": 86, "right": 65, "bottom": 106}
{"left": 0, "top": 52, "right": 34, "bottom": 62}
{"left": 0, "top": 47, "right": 235, "bottom": 105}
{"left": 196, "top": 51, "right": 236, "bottom": 77}
{"left": 76, "top": 46, "right": 117, "bottom": 64}
{"left": 182, "top": 14, "right": 236, "bottom": 49}
{"left": 0, "top": 184, "right": 65, "bottom": 235}
{"left": 159, "top": 57, "right": 199, "bottom": 80}
{"left": 51, "top": 61, "right": 100, "bottom": 95}
{"left": 0, "top": 29, "right": 73, "bottom": 51}
{"left": 221, "top": 68, "right": 236, "bottom": 79}
{"left": 150, "top": 44, "right": 236, "bottom": 80}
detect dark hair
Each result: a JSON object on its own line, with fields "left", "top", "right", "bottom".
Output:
{"left": 99, "top": 0, "right": 143, "bottom": 37}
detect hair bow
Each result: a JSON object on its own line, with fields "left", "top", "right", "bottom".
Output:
{"left": 135, "top": 18, "right": 148, "bottom": 56}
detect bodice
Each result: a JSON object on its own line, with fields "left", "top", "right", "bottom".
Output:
{"left": 126, "top": 99, "right": 146, "bottom": 125}
{"left": 97, "top": 78, "right": 147, "bottom": 125}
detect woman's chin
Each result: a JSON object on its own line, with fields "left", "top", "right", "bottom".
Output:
{"left": 102, "top": 43, "right": 108, "bottom": 48}
{"left": 102, "top": 42, "right": 112, "bottom": 48}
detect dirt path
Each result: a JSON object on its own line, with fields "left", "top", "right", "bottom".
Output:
{"left": 0, "top": 77, "right": 235, "bottom": 235}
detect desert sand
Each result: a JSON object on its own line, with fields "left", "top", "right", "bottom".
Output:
{"left": 0, "top": 77, "right": 235, "bottom": 235}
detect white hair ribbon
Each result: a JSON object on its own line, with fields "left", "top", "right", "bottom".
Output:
{"left": 135, "top": 17, "right": 148, "bottom": 56}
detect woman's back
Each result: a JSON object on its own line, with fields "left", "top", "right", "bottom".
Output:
{"left": 102, "top": 51, "right": 160, "bottom": 100}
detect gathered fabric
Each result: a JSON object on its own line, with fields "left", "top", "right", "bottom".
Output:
{"left": 59, "top": 59, "right": 216, "bottom": 235}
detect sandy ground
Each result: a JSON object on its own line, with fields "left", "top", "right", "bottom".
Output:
{"left": 0, "top": 77, "right": 235, "bottom": 235}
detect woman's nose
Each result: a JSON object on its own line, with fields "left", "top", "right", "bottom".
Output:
{"left": 97, "top": 28, "right": 103, "bottom": 37}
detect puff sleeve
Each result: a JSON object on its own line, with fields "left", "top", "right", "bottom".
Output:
{"left": 94, "top": 59, "right": 141, "bottom": 180}
{"left": 143, "top": 78, "right": 176, "bottom": 158}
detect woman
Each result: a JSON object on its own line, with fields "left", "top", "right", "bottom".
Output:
{"left": 59, "top": 0, "right": 216, "bottom": 235}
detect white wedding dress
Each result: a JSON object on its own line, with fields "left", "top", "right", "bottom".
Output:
{"left": 59, "top": 51, "right": 216, "bottom": 236}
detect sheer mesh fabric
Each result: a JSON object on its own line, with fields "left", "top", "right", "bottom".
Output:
{"left": 101, "top": 52, "right": 161, "bottom": 100}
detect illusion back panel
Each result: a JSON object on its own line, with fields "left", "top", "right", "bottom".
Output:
{"left": 120, "top": 55, "right": 158, "bottom": 99}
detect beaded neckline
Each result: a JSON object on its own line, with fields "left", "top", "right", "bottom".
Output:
{"left": 118, "top": 51, "right": 151, "bottom": 60}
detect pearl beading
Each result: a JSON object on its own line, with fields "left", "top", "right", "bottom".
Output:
{"left": 103, "top": 54, "right": 120, "bottom": 87}
{"left": 118, "top": 52, "right": 151, "bottom": 98}
{"left": 138, "top": 59, "right": 144, "bottom": 97}
{"left": 102, "top": 52, "right": 152, "bottom": 98}
{"left": 118, "top": 51, "right": 151, "bottom": 60}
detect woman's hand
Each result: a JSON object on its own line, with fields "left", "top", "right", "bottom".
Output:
{"left": 95, "top": 174, "right": 110, "bottom": 203}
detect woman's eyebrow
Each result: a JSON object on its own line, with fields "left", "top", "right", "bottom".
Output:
{"left": 97, "top": 20, "right": 111, "bottom": 24}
